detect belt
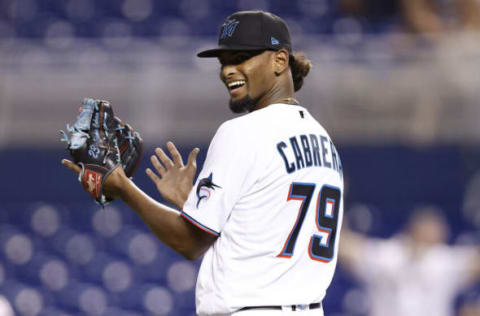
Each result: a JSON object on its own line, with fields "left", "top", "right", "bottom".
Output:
{"left": 239, "top": 302, "right": 321, "bottom": 311}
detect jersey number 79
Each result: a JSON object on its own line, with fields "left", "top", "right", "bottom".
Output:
{"left": 277, "top": 183, "right": 341, "bottom": 262}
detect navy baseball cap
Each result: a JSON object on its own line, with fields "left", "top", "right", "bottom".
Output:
{"left": 197, "top": 10, "right": 292, "bottom": 58}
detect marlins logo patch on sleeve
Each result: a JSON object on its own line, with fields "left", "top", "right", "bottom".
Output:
{"left": 196, "top": 172, "right": 221, "bottom": 208}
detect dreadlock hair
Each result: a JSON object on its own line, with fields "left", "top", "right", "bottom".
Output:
{"left": 289, "top": 53, "right": 312, "bottom": 92}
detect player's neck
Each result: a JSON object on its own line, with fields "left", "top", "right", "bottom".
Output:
{"left": 273, "top": 97, "right": 299, "bottom": 105}
{"left": 254, "top": 93, "right": 298, "bottom": 110}
{"left": 253, "top": 83, "right": 296, "bottom": 111}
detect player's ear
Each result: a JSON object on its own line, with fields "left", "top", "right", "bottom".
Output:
{"left": 273, "top": 49, "right": 289, "bottom": 76}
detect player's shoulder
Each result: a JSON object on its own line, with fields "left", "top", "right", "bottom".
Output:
{"left": 220, "top": 103, "right": 315, "bottom": 128}
{"left": 215, "top": 103, "right": 330, "bottom": 141}
{"left": 212, "top": 106, "right": 281, "bottom": 148}
{"left": 216, "top": 106, "right": 273, "bottom": 134}
{"left": 215, "top": 116, "right": 247, "bottom": 136}
{"left": 212, "top": 114, "right": 257, "bottom": 145}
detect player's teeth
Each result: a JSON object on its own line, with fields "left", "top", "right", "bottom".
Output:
{"left": 228, "top": 81, "right": 245, "bottom": 89}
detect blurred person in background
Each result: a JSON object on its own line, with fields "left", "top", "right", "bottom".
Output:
{"left": 339, "top": 0, "right": 480, "bottom": 36}
{"left": 339, "top": 206, "right": 480, "bottom": 316}
{"left": 0, "top": 295, "right": 14, "bottom": 316}
{"left": 339, "top": 0, "right": 401, "bottom": 33}
{"left": 400, "top": 0, "right": 480, "bottom": 36}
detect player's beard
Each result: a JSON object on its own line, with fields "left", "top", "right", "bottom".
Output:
{"left": 229, "top": 94, "right": 260, "bottom": 113}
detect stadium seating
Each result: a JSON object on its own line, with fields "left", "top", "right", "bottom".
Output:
{"left": 0, "top": 202, "right": 200, "bottom": 315}
{"left": 1, "top": 0, "right": 368, "bottom": 40}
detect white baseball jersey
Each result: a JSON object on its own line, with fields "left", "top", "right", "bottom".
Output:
{"left": 348, "top": 236, "right": 478, "bottom": 316}
{"left": 182, "top": 103, "right": 344, "bottom": 315}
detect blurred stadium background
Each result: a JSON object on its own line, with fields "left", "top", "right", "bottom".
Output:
{"left": 0, "top": 0, "right": 479, "bottom": 315}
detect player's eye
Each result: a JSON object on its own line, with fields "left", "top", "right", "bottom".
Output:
{"left": 219, "top": 54, "right": 249, "bottom": 66}
{"left": 232, "top": 53, "right": 252, "bottom": 64}
{"left": 219, "top": 50, "right": 263, "bottom": 66}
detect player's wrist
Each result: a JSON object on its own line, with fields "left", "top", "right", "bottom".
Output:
{"left": 104, "top": 165, "right": 128, "bottom": 198}
{"left": 169, "top": 194, "right": 185, "bottom": 210}
{"left": 177, "top": 185, "right": 192, "bottom": 209}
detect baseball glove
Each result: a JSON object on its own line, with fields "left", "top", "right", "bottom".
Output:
{"left": 60, "top": 98, "right": 143, "bottom": 206}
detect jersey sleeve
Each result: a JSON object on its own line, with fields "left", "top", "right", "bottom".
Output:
{"left": 440, "top": 245, "right": 479, "bottom": 291}
{"left": 182, "top": 120, "right": 258, "bottom": 236}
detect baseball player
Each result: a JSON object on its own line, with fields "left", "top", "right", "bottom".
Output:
{"left": 63, "top": 10, "right": 344, "bottom": 316}
{"left": 339, "top": 207, "right": 480, "bottom": 316}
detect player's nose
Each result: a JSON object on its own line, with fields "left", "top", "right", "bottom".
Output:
{"left": 220, "top": 64, "right": 238, "bottom": 82}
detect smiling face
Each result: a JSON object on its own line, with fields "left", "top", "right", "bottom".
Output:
{"left": 218, "top": 50, "right": 276, "bottom": 113}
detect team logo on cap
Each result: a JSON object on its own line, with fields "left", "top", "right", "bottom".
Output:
{"left": 220, "top": 19, "right": 240, "bottom": 39}
{"left": 196, "top": 172, "right": 221, "bottom": 208}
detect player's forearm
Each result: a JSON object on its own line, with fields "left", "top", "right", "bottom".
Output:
{"left": 117, "top": 176, "right": 207, "bottom": 260}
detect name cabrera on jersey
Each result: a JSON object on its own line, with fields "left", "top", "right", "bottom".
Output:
{"left": 182, "top": 103, "right": 344, "bottom": 316}
{"left": 277, "top": 133, "right": 342, "bottom": 175}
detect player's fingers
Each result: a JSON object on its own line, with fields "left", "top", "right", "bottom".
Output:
{"left": 61, "top": 159, "right": 81, "bottom": 174}
{"left": 150, "top": 155, "right": 166, "bottom": 176}
{"left": 167, "top": 141, "right": 184, "bottom": 168}
{"left": 186, "top": 148, "right": 200, "bottom": 170}
{"left": 155, "top": 147, "right": 174, "bottom": 169}
{"left": 145, "top": 168, "right": 161, "bottom": 184}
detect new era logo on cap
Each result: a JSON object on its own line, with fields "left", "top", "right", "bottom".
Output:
{"left": 220, "top": 19, "right": 240, "bottom": 39}
{"left": 271, "top": 36, "right": 279, "bottom": 45}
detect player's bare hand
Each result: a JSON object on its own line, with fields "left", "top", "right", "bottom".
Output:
{"left": 61, "top": 159, "right": 82, "bottom": 175}
{"left": 61, "top": 159, "right": 127, "bottom": 198}
{"left": 146, "top": 141, "right": 199, "bottom": 209}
